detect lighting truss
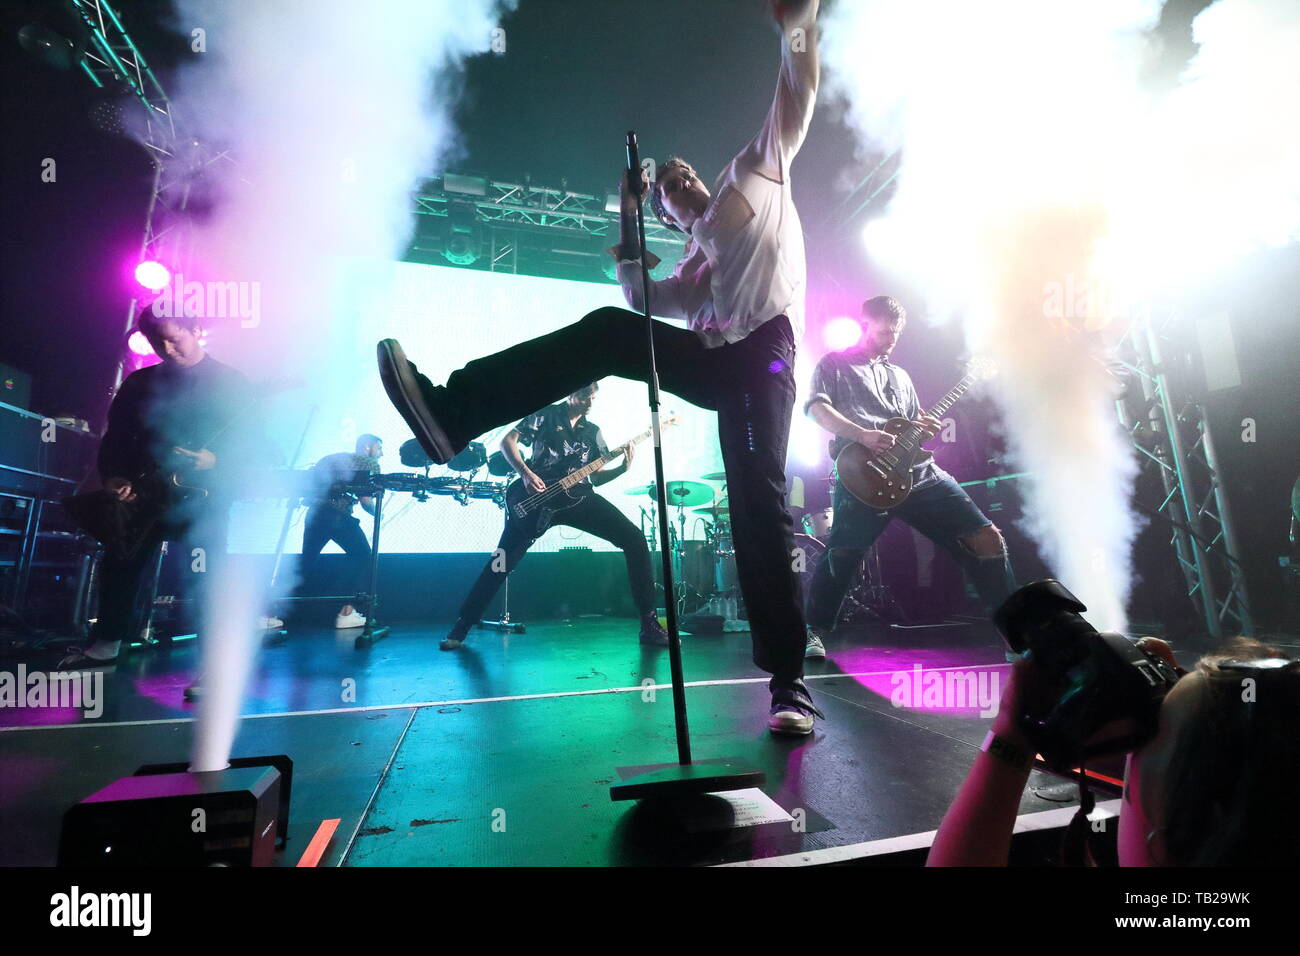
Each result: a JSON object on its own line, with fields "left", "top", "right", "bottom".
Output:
{"left": 1114, "top": 311, "right": 1254, "bottom": 638}
{"left": 65, "top": 1, "right": 242, "bottom": 397}
{"left": 414, "top": 175, "right": 680, "bottom": 272}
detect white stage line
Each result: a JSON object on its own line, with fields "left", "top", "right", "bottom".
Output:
{"left": 714, "top": 799, "right": 1122, "bottom": 867}
{"left": 0, "top": 663, "right": 1010, "bottom": 733}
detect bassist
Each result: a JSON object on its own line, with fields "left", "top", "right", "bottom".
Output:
{"left": 439, "top": 383, "right": 668, "bottom": 650}
{"left": 803, "top": 297, "right": 1014, "bottom": 654}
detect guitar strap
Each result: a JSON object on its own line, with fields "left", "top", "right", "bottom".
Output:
{"left": 878, "top": 362, "right": 905, "bottom": 416}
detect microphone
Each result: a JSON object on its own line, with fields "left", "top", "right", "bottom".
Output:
{"left": 626, "top": 130, "right": 645, "bottom": 198}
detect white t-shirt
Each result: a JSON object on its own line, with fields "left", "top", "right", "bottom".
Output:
{"left": 618, "top": 0, "right": 819, "bottom": 349}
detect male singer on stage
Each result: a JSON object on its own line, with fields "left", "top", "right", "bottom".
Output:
{"left": 378, "top": 0, "right": 824, "bottom": 733}
{"left": 440, "top": 383, "right": 668, "bottom": 651}
{"left": 803, "top": 296, "right": 1015, "bottom": 654}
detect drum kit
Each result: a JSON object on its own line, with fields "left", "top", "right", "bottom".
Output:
{"left": 389, "top": 438, "right": 511, "bottom": 506}
{"left": 622, "top": 470, "right": 905, "bottom": 631}
{"left": 621, "top": 470, "right": 847, "bottom": 630}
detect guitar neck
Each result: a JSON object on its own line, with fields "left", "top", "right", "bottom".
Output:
{"left": 556, "top": 426, "right": 654, "bottom": 489}
{"left": 925, "top": 373, "right": 976, "bottom": 421}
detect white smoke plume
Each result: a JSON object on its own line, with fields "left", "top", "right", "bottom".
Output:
{"left": 821, "top": 0, "right": 1300, "bottom": 631}
{"left": 152, "top": 0, "right": 514, "bottom": 771}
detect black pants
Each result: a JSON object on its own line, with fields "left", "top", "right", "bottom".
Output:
{"left": 92, "top": 503, "right": 228, "bottom": 646}
{"left": 451, "top": 492, "right": 655, "bottom": 638}
{"left": 428, "top": 306, "right": 806, "bottom": 682}
{"left": 299, "top": 506, "right": 372, "bottom": 597}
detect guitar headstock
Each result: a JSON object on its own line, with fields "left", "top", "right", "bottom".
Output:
{"left": 964, "top": 355, "right": 999, "bottom": 383}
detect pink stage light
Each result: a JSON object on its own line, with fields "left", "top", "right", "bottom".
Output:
{"left": 823, "top": 316, "right": 862, "bottom": 351}
{"left": 134, "top": 260, "right": 171, "bottom": 292}
{"left": 127, "top": 331, "right": 154, "bottom": 356}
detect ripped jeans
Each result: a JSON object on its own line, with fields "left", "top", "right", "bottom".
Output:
{"left": 805, "top": 472, "right": 1014, "bottom": 629}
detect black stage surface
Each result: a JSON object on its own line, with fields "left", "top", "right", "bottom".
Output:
{"left": 0, "top": 617, "right": 1109, "bottom": 867}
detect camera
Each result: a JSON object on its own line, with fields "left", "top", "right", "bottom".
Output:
{"left": 992, "top": 579, "right": 1181, "bottom": 771}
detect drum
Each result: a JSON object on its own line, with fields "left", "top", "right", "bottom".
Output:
{"left": 801, "top": 507, "right": 833, "bottom": 539}
{"left": 712, "top": 529, "right": 738, "bottom": 593}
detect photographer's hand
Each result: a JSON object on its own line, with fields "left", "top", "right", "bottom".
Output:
{"left": 927, "top": 656, "right": 1036, "bottom": 867}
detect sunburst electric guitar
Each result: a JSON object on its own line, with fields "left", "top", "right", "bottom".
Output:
{"left": 835, "top": 358, "right": 996, "bottom": 510}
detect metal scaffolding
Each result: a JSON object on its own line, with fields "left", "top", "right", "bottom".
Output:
{"left": 1114, "top": 310, "right": 1254, "bottom": 639}
{"left": 66, "top": 1, "right": 240, "bottom": 398}
{"left": 414, "top": 175, "right": 680, "bottom": 274}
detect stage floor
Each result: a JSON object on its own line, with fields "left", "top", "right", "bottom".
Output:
{"left": 0, "top": 616, "right": 1100, "bottom": 866}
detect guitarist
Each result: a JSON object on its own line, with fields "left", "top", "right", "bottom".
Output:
{"left": 58, "top": 309, "right": 273, "bottom": 668}
{"left": 440, "top": 383, "right": 668, "bottom": 651}
{"left": 803, "top": 296, "right": 1014, "bottom": 653}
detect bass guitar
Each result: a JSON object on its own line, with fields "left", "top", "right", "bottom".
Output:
{"left": 505, "top": 415, "right": 680, "bottom": 536}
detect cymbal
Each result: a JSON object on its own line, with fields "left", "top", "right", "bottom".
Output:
{"left": 624, "top": 480, "right": 715, "bottom": 507}
{"left": 665, "top": 480, "right": 714, "bottom": 506}
{"left": 700, "top": 472, "right": 727, "bottom": 481}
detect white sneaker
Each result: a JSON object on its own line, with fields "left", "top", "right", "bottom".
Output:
{"left": 259, "top": 616, "right": 284, "bottom": 630}
{"left": 335, "top": 609, "right": 367, "bottom": 629}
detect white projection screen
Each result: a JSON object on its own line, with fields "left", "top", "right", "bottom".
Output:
{"left": 225, "top": 259, "right": 725, "bottom": 555}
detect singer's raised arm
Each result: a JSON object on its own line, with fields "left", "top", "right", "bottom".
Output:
{"left": 746, "top": 0, "right": 820, "bottom": 178}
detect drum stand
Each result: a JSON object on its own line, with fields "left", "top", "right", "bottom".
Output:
{"left": 839, "top": 545, "right": 909, "bottom": 626}
{"left": 352, "top": 492, "right": 391, "bottom": 649}
{"left": 477, "top": 574, "right": 526, "bottom": 634}
{"left": 697, "top": 489, "right": 746, "bottom": 632}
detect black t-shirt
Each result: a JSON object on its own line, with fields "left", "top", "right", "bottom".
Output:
{"left": 514, "top": 404, "right": 608, "bottom": 483}
{"left": 97, "top": 355, "right": 255, "bottom": 484}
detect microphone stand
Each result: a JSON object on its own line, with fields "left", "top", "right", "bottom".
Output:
{"left": 609, "top": 132, "right": 764, "bottom": 802}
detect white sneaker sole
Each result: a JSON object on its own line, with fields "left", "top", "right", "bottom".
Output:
{"left": 768, "top": 713, "right": 815, "bottom": 735}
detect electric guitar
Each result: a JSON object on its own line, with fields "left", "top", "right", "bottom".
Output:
{"left": 62, "top": 377, "right": 297, "bottom": 559}
{"left": 835, "top": 358, "right": 996, "bottom": 510}
{"left": 505, "top": 415, "right": 681, "bottom": 536}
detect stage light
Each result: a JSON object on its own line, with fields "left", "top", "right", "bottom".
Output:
{"left": 127, "top": 331, "right": 153, "bottom": 356}
{"left": 791, "top": 419, "right": 826, "bottom": 468}
{"left": 134, "top": 260, "right": 171, "bottom": 292}
{"left": 823, "top": 316, "right": 862, "bottom": 351}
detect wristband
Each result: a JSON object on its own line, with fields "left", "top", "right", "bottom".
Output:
{"left": 981, "top": 730, "right": 1034, "bottom": 771}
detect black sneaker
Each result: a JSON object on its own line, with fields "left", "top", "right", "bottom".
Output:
{"left": 768, "top": 678, "right": 824, "bottom": 735}
{"left": 804, "top": 629, "right": 827, "bottom": 659}
{"left": 439, "top": 635, "right": 467, "bottom": 651}
{"left": 639, "top": 615, "right": 670, "bottom": 647}
{"left": 376, "top": 338, "right": 459, "bottom": 465}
